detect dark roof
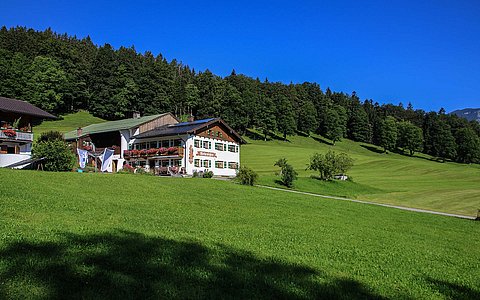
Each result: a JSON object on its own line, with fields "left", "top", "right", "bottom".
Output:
{"left": 4, "top": 157, "right": 45, "bottom": 168}
{"left": 134, "top": 118, "right": 245, "bottom": 143}
{"left": 174, "top": 118, "right": 216, "bottom": 126}
{"left": 0, "top": 96, "right": 57, "bottom": 119}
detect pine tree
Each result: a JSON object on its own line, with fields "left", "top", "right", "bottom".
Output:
{"left": 275, "top": 94, "right": 296, "bottom": 140}
{"left": 347, "top": 94, "right": 372, "bottom": 142}
{"left": 256, "top": 95, "right": 277, "bottom": 141}
{"left": 321, "top": 105, "right": 347, "bottom": 145}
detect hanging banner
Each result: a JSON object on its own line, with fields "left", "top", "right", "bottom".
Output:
{"left": 100, "top": 148, "right": 115, "bottom": 172}
{"left": 77, "top": 148, "right": 88, "bottom": 169}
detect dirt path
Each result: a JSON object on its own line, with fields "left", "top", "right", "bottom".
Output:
{"left": 256, "top": 185, "right": 477, "bottom": 220}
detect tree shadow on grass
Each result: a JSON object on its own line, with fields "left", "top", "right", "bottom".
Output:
{"left": 0, "top": 230, "right": 387, "bottom": 299}
{"left": 245, "top": 129, "right": 290, "bottom": 142}
{"left": 360, "top": 144, "right": 385, "bottom": 154}
{"left": 359, "top": 144, "right": 452, "bottom": 164}
{"left": 295, "top": 130, "right": 310, "bottom": 137}
{"left": 245, "top": 129, "right": 267, "bottom": 141}
{"left": 311, "top": 136, "right": 334, "bottom": 146}
{"left": 425, "top": 277, "right": 480, "bottom": 300}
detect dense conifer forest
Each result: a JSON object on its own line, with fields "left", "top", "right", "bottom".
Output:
{"left": 1, "top": 26, "right": 479, "bottom": 163}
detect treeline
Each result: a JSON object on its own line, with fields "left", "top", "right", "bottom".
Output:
{"left": 1, "top": 26, "right": 479, "bottom": 163}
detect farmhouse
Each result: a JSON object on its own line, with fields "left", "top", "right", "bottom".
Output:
{"left": 65, "top": 114, "right": 244, "bottom": 176}
{"left": 64, "top": 113, "right": 178, "bottom": 172}
{"left": 0, "top": 96, "right": 56, "bottom": 168}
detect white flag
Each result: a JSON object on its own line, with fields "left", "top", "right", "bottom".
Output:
{"left": 77, "top": 148, "right": 88, "bottom": 169}
{"left": 100, "top": 148, "right": 115, "bottom": 172}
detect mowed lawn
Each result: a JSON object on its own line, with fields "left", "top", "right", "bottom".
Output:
{"left": 241, "top": 134, "right": 480, "bottom": 217}
{"left": 0, "top": 168, "right": 479, "bottom": 299}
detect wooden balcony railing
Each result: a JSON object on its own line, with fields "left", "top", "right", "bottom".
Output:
{"left": 124, "top": 146, "right": 184, "bottom": 158}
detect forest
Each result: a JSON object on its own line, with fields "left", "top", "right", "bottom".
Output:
{"left": 1, "top": 26, "right": 479, "bottom": 164}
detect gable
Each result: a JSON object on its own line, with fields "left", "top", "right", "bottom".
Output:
{"left": 138, "top": 113, "right": 178, "bottom": 134}
{"left": 196, "top": 122, "right": 240, "bottom": 143}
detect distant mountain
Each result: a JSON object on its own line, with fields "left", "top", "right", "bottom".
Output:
{"left": 450, "top": 108, "right": 480, "bottom": 122}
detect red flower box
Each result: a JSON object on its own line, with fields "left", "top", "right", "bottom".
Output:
{"left": 2, "top": 129, "right": 16, "bottom": 137}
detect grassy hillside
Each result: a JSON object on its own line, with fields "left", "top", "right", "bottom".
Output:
{"left": 0, "top": 168, "right": 479, "bottom": 299}
{"left": 34, "top": 110, "right": 105, "bottom": 137}
{"left": 242, "top": 133, "right": 480, "bottom": 217}
{"left": 32, "top": 111, "right": 479, "bottom": 216}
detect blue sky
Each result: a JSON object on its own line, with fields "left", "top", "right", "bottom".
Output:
{"left": 1, "top": 0, "right": 479, "bottom": 112}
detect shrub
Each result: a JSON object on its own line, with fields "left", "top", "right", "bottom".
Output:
{"left": 37, "top": 131, "right": 64, "bottom": 143}
{"left": 32, "top": 137, "right": 75, "bottom": 172}
{"left": 117, "top": 164, "right": 135, "bottom": 174}
{"left": 307, "top": 150, "right": 353, "bottom": 180}
{"left": 236, "top": 166, "right": 258, "bottom": 186}
{"left": 203, "top": 170, "right": 214, "bottom": 178}
{"left": 135, "top": 168, "right": 153, "bottom": 176}
{"left": 274, "top": 158, "right": 297, "bottom": 188}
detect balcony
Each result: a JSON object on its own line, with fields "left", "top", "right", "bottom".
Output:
{"left": 124, "top": 146, "right": 184, "bottom": 159}
{"left": 95, "top": 146, "right": 121, "bottom": 156}
{"left": 0, "top": 129, "right": 33, "bottom": 142}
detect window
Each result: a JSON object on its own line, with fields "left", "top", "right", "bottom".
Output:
{"left": 203, "top": 141, "right": 211, "bottom": 149}
{"left": 215, "top": 142, "right": 225, "bottom": 151}
{"left": 194, "top": 139, "right": 201, "bottom": 148}
{"left": 228, "top": 162, "right": 238, "bottom": 169}
{"left": 149, "top": 141, "right": 158, "bottom": 148}
{"left": 203, "top": 159, "right": 211, "bottom": 168}
{"left": 215, "top": 161, "right": 224, "bottom": 168}
{"left": 228, "top": 144, "right": 238, "bottom": 152}
{"left": 194, "top": 159, "right": 200, "bottom": 167}
{"left": 173, "top": 139, "right": 182, "bottom": 147}
{"left": 132, "top": 160, "right": 146, "bottom": 167}
{"left": 135, "top": 142, "right": 147, "bottom": 150}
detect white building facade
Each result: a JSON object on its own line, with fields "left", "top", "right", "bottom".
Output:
{"left": 126, "top": 118, "right": 244, "bottom": 176}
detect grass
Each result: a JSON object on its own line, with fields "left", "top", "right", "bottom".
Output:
{"left": 34, "top": 110, "right": 105, "bottom": 137}
{"left": 0, "top": 168, "right": 479, "bottom": 299}
{"left": 242, "top": 133, "right": 480, "bottom": 217}
{"left": 32, "top": 111, "right": 480, "bottom": 216}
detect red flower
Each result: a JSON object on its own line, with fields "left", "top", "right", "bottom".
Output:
{"left": 167, "top": 147, "right": 178, "bottom": 154}
{"left": 2, "top": 129, "right": 16, "bottom": 137}
{"left": 123, "top": 164, "right": 135, "bottom": 173}
{"left": 147, "top": 148, "right": 159, "bottom": 155}
{"left": 158, "top": 147, "right": 168, "bottom": 155}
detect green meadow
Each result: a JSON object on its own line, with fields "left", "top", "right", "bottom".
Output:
{"left": 32, "top": 112, "right": 480, "bottom": 217}
{"left": 33, "top": 110, "right": 105, "bottom": 138}
{"left": 0, "top": 168, "right": 479, "bottom": 299}
{"left": 242, "top": 134, "right": 480, "bottom": 217}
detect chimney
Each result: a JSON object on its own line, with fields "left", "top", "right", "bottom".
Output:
{"left": 77, "top": 127, "right": 83, "bottom": 137}
{"left": 187, "top": 115, "right": 194, "bottom": 122}
{"left": 133, "top": 111, "right": 141, "bottom": 119}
